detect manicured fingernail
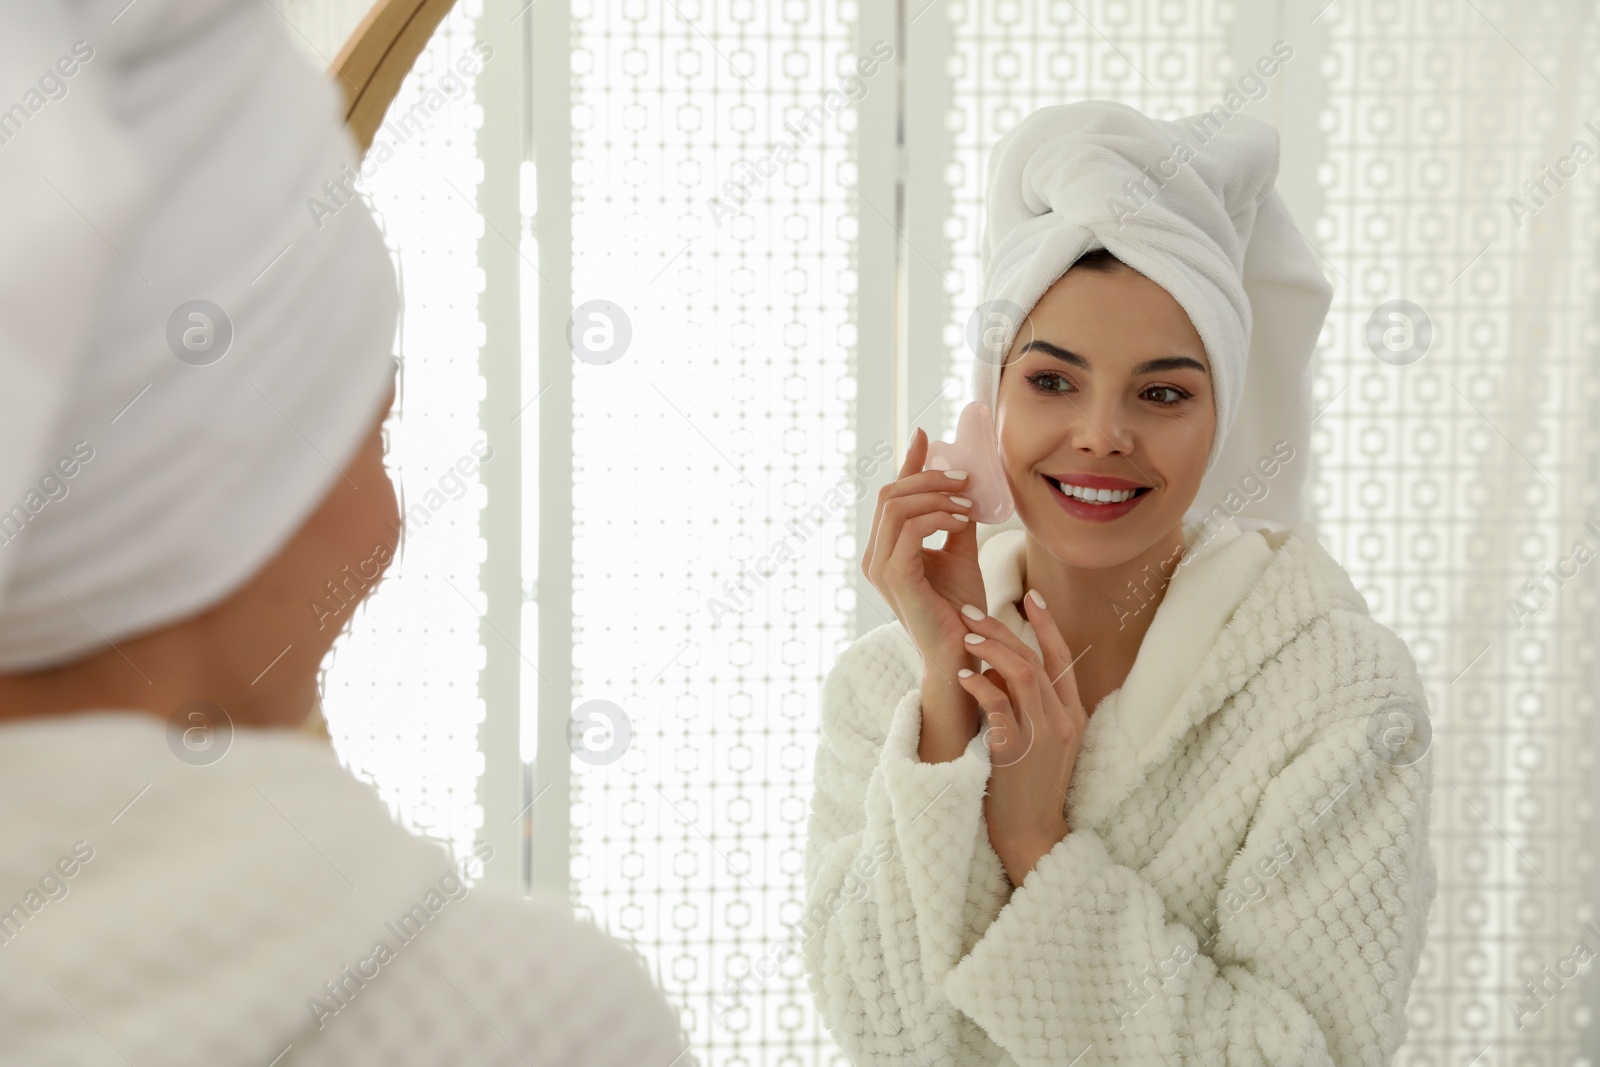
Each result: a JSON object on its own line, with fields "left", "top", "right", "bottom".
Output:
{"left": 960, "top": 603, "right": 985, "bottom": 621}
{"left": 1027, "top": 588, "right": 1046, "bottom": 610}
{"left": 943, "top": 470, "right": 968, "bottom": 479}
{"left": 952, "top": 514, "right": 970, "bottom": 523}
{"left": 958, "top": 669, "right": 974, "bottom": 678}
{"left": 950, "top": 496, "right": 972, "bottom": 507}
{"left": 963, "top": 632, "right": 985, "bottom": 645}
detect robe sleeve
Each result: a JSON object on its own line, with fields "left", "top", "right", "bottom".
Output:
{"left": 943, "top": 700, "right": 1437, "bottom": 1066}
{"left": 802, "top": 625, "right": 1014, "bottom": 1065}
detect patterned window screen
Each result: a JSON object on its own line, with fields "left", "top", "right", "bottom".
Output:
{"left": 1304, "top": 4, "right": 1600, "bottom": 1061}
{"left": 562, "top": 2, "right": 863, "bottom": 1062}
{"left": 284, "top": 0, "right": 1600, "bottom": 1062}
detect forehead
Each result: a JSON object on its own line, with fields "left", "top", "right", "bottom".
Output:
{"left": 1010, "top": 269, "right": 1210, "bottom": 372}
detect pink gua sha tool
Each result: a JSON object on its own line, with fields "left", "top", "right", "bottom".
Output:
{"left": 922, "top": 401, "right": 1015, "bottom": 524}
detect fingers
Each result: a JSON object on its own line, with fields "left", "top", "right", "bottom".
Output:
{"left": 957, "top": 603, "right": 1045, "bottom": 698}
{"left": 1018, "top": 589, "right": 1086, "bottom": 718}
{"left": 879, "top": 507, "right": 970, "bottom": 588}
{"left": 865, "top": 428, "right": 928, "bottom": 573}
{"left": 955, "top": 602, "right": 1075, "bottom": 738}
{"left": 901, "top": 425, "right": 926, "bottom": 476}
{"left": 937, "top": 485, "right": 982, "bottom": 563}
{"left": 956, "top": 666, "right": 1034, "bottom": 768}
{"left": 864, "top": 450, "right": 975, "bottom": 590}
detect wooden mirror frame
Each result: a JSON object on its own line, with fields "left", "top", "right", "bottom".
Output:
{"left": 330, "top": 0, "right": 461, "bottom": 156}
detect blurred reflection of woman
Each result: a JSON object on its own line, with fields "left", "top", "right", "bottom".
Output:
{"left": 804, "top": 100, "right": 1436, "bottom": 1066}
{"left": 0, "top": 3, "right": 692, "bottom": 1065}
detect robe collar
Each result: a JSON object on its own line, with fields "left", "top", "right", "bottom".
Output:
{"left": 974, "top": 518, "right": 1367, "bottom": 832}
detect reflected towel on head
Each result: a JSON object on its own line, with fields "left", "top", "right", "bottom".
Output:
{"left": 969, "top": 99, "right": 1333, "bottom": 534}
{"left": 0, "top": 0, "right": 400, "bottom": 671}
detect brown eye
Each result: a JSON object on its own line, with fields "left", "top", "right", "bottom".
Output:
{"left": 1025, "top": 372, "right": 1072, "bottom": 395}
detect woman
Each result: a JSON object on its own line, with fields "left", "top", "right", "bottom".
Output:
{"left": 803, "top": 101, "right": 1436, "bottom": 1065}
{"left": 0, "top": 3, "right": 693, "bottom": 1065}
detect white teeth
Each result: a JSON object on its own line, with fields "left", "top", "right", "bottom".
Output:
{"left": 1052, "top": 479, "right": 1140, "bottom": 504}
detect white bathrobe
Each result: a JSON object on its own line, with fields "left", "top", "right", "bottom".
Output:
{"left": 0, "top": 713, "right": 697, "bottom": 1067}
{"left": 803, "top": 520, "right": 1437, "bottom": 1065}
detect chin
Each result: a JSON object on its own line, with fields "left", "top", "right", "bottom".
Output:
{"left": 1022, "top": 492, "right": 1172, "bottom": 568}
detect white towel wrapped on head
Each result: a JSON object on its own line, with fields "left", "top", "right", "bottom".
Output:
{"left": 0, "top": 0, "right": 400, "bottom": 671}
{"left": 968, "top": 99, "right": 1333, "bottom": 534}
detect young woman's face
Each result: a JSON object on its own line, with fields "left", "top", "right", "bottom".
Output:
{"left": 995, "top": 263, "right": 1215, "bottom": 568}
{"left": 192, "top": 386, "right": 401, "bottom": 726}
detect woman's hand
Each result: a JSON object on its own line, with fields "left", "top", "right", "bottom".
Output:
{"left": 954, "top": 589, "right": 1088, "bottom": 887}
{"left": 863, "top": 426, "right": 987, "bottom": 686}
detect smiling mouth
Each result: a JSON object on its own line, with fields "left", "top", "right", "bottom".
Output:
{"left": 1045, "top": 475, "right": 1153, "bottom": 505}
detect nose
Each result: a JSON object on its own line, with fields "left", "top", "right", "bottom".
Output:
{"left": 1064, "top": 391, "right": 1134, "bottom": 456}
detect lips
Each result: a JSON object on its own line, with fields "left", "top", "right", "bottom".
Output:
{"left": 1044, "top": 474, "right": 1152, "bottom": 522}
{"left": 1045, "top": 476, "right": 1151, "bottom": 502}
{"left": 1044, "top": 472, "right": 1149, "bottom": 492}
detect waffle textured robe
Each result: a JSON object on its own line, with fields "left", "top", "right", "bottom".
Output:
{"left": 803, "top": 520, "right": 1437, "bottom": 1066}
{"left": 0, "top": 712, "right": 698, "bottom": 1067}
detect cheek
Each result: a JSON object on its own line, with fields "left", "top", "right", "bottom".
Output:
{"left": 1173, "top": 418, "right": 1214, "bottom": 468}
{"left": 997, "top": 426, "right": 1041, "bottom": 482}
{"left": 351, "top": 432, "right": 401, "bottom": 549}
{"left": 370, "top": 463, "right": 400, "bottom": 546}
{"left": 994, "top": 399, "right": 1049, "bottom": 467}
{"left": 364, "top": 481, "right": 402, "bottom": 587}
{"left": 1154, "top": 432, "right": 1213, "bottom": 519}
{"left": 1156, "top": 431, "right": 1210, "bottom": 498}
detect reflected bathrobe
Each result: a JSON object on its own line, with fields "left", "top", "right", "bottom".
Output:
{"left": 803, "top": 519, "right": 1437, "bottom": 1066}
{"left": 0, "top": 712, "right": 697, "bottom": 1067}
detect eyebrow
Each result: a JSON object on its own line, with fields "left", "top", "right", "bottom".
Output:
{"left": 1018, "top": 339, "right": 1206, "bottom": 377}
